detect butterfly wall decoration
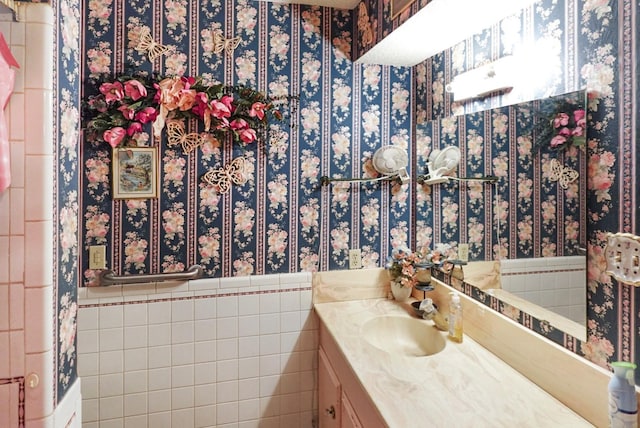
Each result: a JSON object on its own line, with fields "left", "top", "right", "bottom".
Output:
{"left": 203, "top": 157, "right": 247, "bottom": 194}
{"left": 547, "top": 158, "right": 579, "bottom": 189}
{"left": 166, "top": 121, "right": 205, "bottom": 154}
{"left": 135, "top": 27, "right": 170, "bottom": 61}
{"left": 211, "top": 29, "right": 242, "bottom": 56}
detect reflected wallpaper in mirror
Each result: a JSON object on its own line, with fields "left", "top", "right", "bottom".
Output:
{"left": 414, "top": 90, "right": 587, "bottom": 340}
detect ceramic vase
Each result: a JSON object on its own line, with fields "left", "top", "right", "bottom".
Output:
{"left": 390, "top": 280, "right": 412, "bottom": 302}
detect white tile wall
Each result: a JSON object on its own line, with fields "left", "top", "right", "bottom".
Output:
{"left": 78, "top": 272, "right": 318, "bottom": 427}
{"left": 500, "top": 256, "right": 586, "bottom": 324}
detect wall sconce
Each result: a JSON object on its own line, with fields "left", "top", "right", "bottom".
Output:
{"left": 445, "top": 55, "right": 516, "bottom": 101}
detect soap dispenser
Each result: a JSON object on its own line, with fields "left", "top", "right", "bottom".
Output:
{"left": 448, "top": 292, "right": 463, "bottom": 343}
{"left": 609, "top": 361, "right": 637, "bottom": 428}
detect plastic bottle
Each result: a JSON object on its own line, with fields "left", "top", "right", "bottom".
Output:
{"left": 609, "top": 361, "right": 637, "bottom": 428}
{"left": 448, "top": 292, "right": 463, "bottom": 343}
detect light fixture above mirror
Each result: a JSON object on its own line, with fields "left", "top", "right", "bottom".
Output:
{"left": 356, "top": 0, "right": 540, "bottom": 66}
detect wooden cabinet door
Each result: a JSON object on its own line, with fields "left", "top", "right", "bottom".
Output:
{"left": 318, "top": 348, "right": 341, "bottom": 428}
{"left": 341, "top": 391, "right": 363, "bottom": 428}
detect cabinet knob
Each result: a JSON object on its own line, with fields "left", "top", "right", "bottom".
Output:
{"left": 325, "top": 405, "right": 336, "bottom": 419}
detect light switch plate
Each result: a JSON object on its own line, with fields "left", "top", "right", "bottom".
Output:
{"left": 89, "top": 245, "right": 107, "bottom": 270}
{"left": 605, "top": 232, "right": 640, "bottom": 286}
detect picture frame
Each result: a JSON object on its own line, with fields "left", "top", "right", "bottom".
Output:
{"left": 391, "top": 0, "right": 416, "bottom": 18}
{"left": 112, "top": 147, "right": 158, "bottom": 199}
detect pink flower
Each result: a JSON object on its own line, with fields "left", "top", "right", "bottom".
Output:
{"left": 220, "top": 95, "right": 235, "bottom": 113}
{"left": 103, "top": 127, "right": 126, "bottom": 147}
{"left": 230, "top": 118, "right": 249, "bottom": 130}
{"left": 552, "top": 112, "right": 569, "bottom": 128}
{"left": 238, "top": 128, "right": 257, "bottom": 143}
{"left": 210, "top": 98, "right": 232, "bottom": 119}
{"left": 127, "top": 122, "right": 142, "bottom": 136}
{"left": 99, "top": 82, "right": 124, "bottom": 103}
{"left": 550, "top": 135, "right": 566, "bottom": 148}
{"left": 572, "top": 126, "right": 584, "bottom": 137}
{"left": 558, "top": 127, "right": 572, "bottom": 137}
{"left": 576, "top": 111, "right": 587, "bottom": 129}
{"left": 118, "top": 105, "right": 135, "bottom": 120}
{"left": 192, "top": 93, "right": 215, "bottom": 131}
{"left": 124, "top": 79, "right": 147, "bottom": 101}
{"left": 135, "top": 107, "right": 157, "bottom": 124}
{"left": 249, "top": 102, "right": 266, "bottom": 120}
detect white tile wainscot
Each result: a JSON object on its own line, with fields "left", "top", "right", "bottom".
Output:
{"left": 499, "top": 256, "right": 586, "bottom": 325}
{"left": 77, "top": 272, "right": 317, "bottom": 428}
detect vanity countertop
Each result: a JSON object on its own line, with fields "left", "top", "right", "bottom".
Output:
{"left": 314, "top": 298, "right": 593, "bottom": 428}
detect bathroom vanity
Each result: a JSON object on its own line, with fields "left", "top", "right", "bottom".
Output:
{"left": 315, "top": 297, "right": 594, "bottom": 427}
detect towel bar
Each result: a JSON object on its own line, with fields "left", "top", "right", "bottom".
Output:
{"left": 98, "top": 264, "right": 204, "bottom": 286}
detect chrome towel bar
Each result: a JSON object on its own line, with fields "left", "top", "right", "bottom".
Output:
{"left": 98, "top": 264, "right": 204, "bottom": 286}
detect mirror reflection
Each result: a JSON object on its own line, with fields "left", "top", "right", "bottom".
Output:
{"left": 415, "top": 90, "right": 587, "bottom": 341}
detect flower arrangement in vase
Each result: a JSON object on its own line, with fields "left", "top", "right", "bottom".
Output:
{"left": 386, "top": 247, "right": 431, "bottom": 301}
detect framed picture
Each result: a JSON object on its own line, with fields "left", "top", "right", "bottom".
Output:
{"left": 112, "top": 147, "right": 158, "bottom": 199}
{"left": 391, "top": 0, "right": 416, "bottom": 18}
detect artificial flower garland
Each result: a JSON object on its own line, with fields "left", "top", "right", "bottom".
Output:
{"left": 532, "top": 97, "right": 586, "bottom": 154}
{"left": 84, "top": 72, "right": 293, "bottom": 150}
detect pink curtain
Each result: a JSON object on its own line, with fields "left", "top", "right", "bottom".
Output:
{"left": 0, "top": 31, "right": 19, "bottom": 193}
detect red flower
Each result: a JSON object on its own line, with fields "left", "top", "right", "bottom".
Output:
{"left": 135, "top": 107, "right": 158, "bottom": 124}
{"left": 124, "top": 79, "right": 147, "bottom": 101}
{"left": 127, "top": 122, "right": 143, "bottom": 136}
{"left": 230, "top": 118, "right": 249, "bottom": 130}
{"left": 99, "top": 82, "right": 124, "bottom": 103}
{"left": 210, "top": 98, "right": 232, "bottom": 119}
{"left": 238, "top": 128, "right": 257, "bottom": 143}
{"left": 103, "top": 127, "right": 126, "bottom": 148}
{"left": 118, "top": 105, "right": 135, "bottom": 120}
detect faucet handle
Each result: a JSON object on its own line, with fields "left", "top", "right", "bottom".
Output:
{"left": 419, "top": 298, "right": 436, "bottom": 314}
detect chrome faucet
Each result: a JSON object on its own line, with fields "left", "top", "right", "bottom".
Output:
{"left": 419, "top": 298, "right": 448, "bottom": 331}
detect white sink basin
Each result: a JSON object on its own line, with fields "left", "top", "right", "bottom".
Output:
{"left": 361, "top": 316, "right": 446, "bottom": 357}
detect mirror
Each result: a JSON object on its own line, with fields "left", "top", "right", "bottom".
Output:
{"left": 415, "top": 90, "right": 587, "bottom": 341}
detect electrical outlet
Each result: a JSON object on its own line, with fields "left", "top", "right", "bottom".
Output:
{"left": 348, "top": 249, "right": 362, "bottom": 269}
{"left": 89, "top": 245, "right": 107, "bottom": 270}
{"left": 458, "top": 243, "right": 469, "bottom": 262}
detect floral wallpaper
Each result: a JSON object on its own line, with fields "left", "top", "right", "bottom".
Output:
{"left": 412, "top": 0, "right": 636, "bottom": 381}
{"left": 80, "top": 1, "right": 413, "bottom": 282}
{"left": 76, "top": 0, "right": 640, "bottom": 389}
{"left": 53, "top": 0, "right": 81, "bottom": 403}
